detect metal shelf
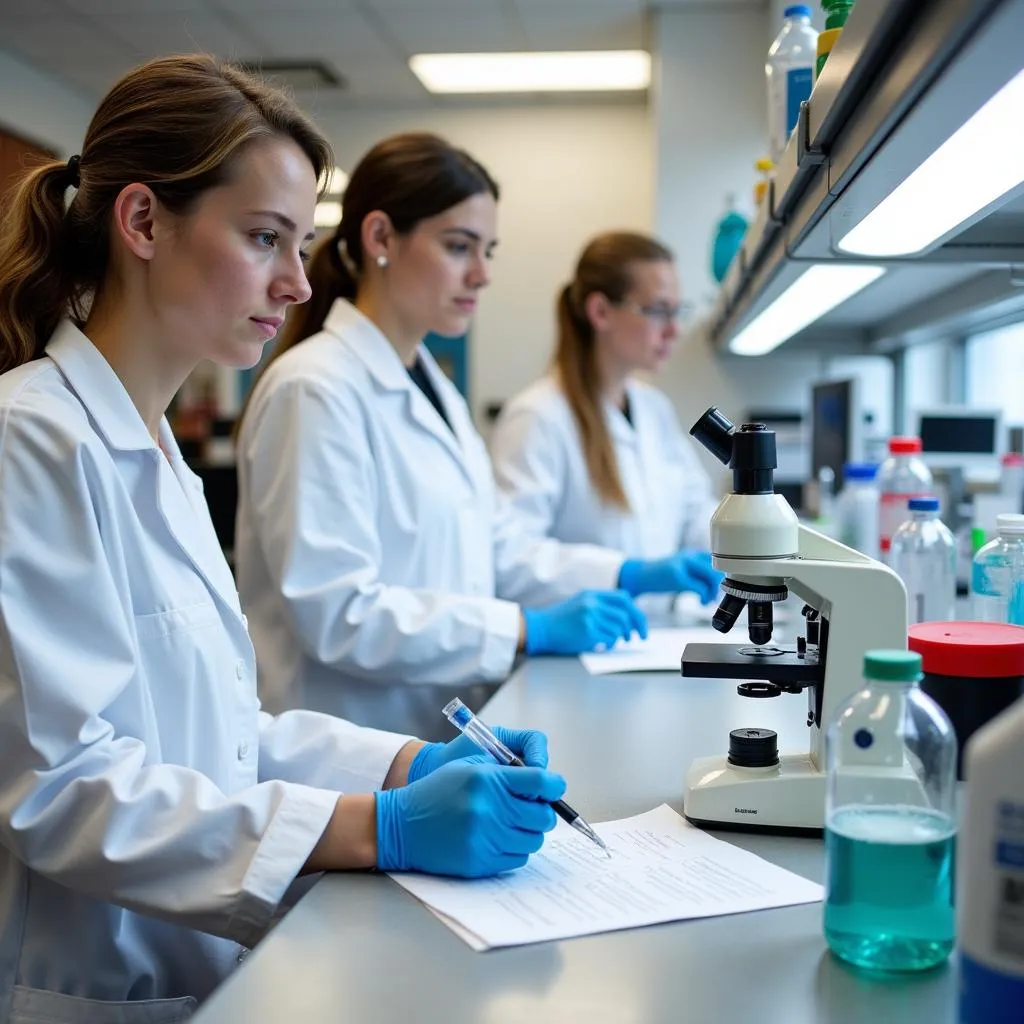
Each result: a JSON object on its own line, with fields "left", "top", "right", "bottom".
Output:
{"left": 709, "top": 0, "right": 1024, "bottom": 356}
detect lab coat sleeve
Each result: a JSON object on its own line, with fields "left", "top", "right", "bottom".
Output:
{"left": 490, "top": 401, "right": 564, "bottom": 540}
{"left": 0, "top": 404, "right": 339, "bottom": 949}
{"left": 257, "top": 709, "right": 411, "bottom": 792}
{"left": 241, "top": 376, "right": 520, "bottom": 685}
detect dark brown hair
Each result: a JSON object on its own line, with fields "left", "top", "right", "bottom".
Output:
{"left": 555, "top": 231, "right": 675, "bottom": 509}
{"left": 0, "top": 53, "right": 332, "bottom": 375}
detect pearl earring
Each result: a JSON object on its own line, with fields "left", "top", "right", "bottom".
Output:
{"left": 376, "top": 254, "right": 389, "bottom": 269}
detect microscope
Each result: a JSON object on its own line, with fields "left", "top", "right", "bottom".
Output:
{"left": 681, "top": 409, "right": 908, "bottom": 833}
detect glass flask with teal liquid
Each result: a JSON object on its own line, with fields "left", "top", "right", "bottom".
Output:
{"left": 825, "top": 650, "right": 958, "bottom": 971}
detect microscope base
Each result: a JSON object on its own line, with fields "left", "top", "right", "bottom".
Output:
{"left": 683, "top": 753, "right": 825, "bottom": 832}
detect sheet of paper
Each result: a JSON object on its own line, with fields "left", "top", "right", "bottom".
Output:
{"left": 579, "top": 627, "right": 733, "bottom": 674}
{"left": 389, "top": 804, "right": 823, "bottom": 950}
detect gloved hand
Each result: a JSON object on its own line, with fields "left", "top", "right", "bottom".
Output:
{"left": 618, "top": 550, "right": 724, "bottom": 604}
{"left": 522, "top": 589, "right": 648, "bottom": 656}
{"left": 376, "top": 759, "right": 565, "bottom": 877}
{"left": 407, "top": 726, "right": 549, "bottom": 783}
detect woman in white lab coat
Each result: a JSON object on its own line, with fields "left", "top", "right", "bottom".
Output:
{"left": 491, "top": 231, "right": 721, "bottom": 608}
{"left": 0, "top": 57, "right": 564, "bottom": 1022}
{"left": 234, "top": 135, "right": 705, "bottom": 739}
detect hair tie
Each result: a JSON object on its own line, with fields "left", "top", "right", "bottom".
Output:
{"left": 65, "top": 155, "right": 81, "bottom": 189}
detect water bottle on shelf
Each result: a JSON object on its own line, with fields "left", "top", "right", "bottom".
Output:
{"left": 766, "top": 5, "right": 819, "bottom": 164}
{"left": 889, "top": 497, "right": 956, "bottom": 624}
{"left": 836, "top": 462, "right": 879, "bottom": 559}
{"left": 877, "top": 437, "right": 933, "bottom": 560}
{"left": 825, "top": 650, "right": 957, "bottom": 972}
{"left": 972, "top": 513, "right": 1024, "bottom": 625}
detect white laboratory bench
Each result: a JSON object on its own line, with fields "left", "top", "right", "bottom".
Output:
{"left": 190, "top": 654, "right": 957, "bottom": 1024}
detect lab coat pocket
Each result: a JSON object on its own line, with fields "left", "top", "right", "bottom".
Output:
{"left": 132, "top": 601, "right": 221, "bottom": 641}
{"left": 9, "top": 986, "right": 197, "bottom": 1024}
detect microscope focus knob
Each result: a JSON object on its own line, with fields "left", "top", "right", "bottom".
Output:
{"left": 727, "top": 728, "right": 779, "bottom": 768}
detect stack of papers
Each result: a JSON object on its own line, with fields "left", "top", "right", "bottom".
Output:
{"left": 389, "top": 804, "right": 823, "bottom": 950}
{"left": 579, "top": 627, "right": 733, "bottom": 675}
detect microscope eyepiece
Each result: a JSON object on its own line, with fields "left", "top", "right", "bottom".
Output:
{"left": 689, "top": 408, "right": 777, "bottom": 495}
{"left": 689, "top": 408, "right": 735, "bottom": 466}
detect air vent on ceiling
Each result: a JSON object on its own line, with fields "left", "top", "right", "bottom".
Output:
{"left": 233, "top": 61, "right": 346, "bottom": 91}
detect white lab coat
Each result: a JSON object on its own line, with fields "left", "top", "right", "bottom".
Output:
{"left": 0, "top": 322, "right": 411, "bottom": 1023}
{"left": 235, "top": 300, "right": 623, "bottom": 738}
{"left": 491, "top": 376, "right": 718, "bottom": 559}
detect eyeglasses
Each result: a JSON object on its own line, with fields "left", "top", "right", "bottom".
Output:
{"left": 617, "top": 301, "right": 687, "bottom": 325}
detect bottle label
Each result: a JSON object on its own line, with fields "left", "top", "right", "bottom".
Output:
{"left": 993, "top": 801, "right": 1024, "bottom": 959}
{"left": 786, "top": 67, "right": 813, "bottom": 136}
{"left": 879, "top": 491, "right": 931, "bottom": 553}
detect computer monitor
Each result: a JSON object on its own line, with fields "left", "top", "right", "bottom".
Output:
{"left": 917, "top": 407, "right": 1002, "bottom": 477}
{"left": 811, "top": 379, "right": 863, "bottom": 487}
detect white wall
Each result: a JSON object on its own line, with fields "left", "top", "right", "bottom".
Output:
{"left": 314, "top": 103, "right": 654, "bottom": 425}
{"left": 0, "top": 50, "right": 91, "bottom": 156}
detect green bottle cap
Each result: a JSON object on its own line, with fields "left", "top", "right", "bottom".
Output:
{"left": 971, "top": 526, "right": 987, "bottom": 553}
{"left": 863, "top": 650, "right": 922, "bottom": 683}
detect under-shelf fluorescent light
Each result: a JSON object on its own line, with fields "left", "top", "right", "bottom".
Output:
{"left": 728, "top": 264, "right": 886, "bottom": 356}
{"left": 838, "top": 67, "right": 1024, "bottom": 256}
{"left": 409, "top": 51, "right": 651, "bottom": 94}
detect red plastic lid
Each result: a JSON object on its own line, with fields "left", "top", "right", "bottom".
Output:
{"left": 908, "top": 621, "right": 1024, "bottom": 678}
{"left": 1002, "top": 453, "right": 1024, "bottom": 467}
{"left": 889, "top": 436, "right": 923, "bottom": 454}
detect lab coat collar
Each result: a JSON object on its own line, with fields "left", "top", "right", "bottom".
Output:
{"left": 323, "top": 299, "right": 473, "bottom": 480}
{"left": 46, "top": 320, "right": 241, "bottom": 615}
{"left": 45, "top": 320, "right": 161, "bottom": 453}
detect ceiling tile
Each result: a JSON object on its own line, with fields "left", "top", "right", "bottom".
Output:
{"left": 243, "top": 10, "right": 392, "bottom": 60}
{"left": 517, "top": 11, "right": 644, "bottom": 49}
{"left": 61, "top": 0, "right": 208, "bottom": 13}
{"left": 213, "top": 0, "right": 359, "bottom": 11}
{"left": 0, "top": 15, "right": 130, "bottom": 64}
{"left": 296, "top": 56, "right": 425, "bottom": 104}
{"left": 88, "top": 10, "right": 262, "bottom": 63}
{"left": 376, "top": 7, "right": 517, "bottom": 54}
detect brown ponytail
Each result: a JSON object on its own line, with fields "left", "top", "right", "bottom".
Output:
{"left": 0, "top": 162, "right": 80, "bottom": 374}
{"left": 0, "top": 54, "right": 332, "bottom": 377}
{"left": 554, "top": 231, "right": 675, "bottom": 510}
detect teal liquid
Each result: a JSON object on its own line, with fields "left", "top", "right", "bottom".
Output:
{"left": 824, "top": 805, "right": 956, "bottom": 971}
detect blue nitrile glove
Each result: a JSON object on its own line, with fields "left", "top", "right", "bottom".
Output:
{"left": 522, "top": 589, "right": 648, "bottom": 656}
{"left": 618, "top": 550, "right": 724, "bottom": 604}
{"left": 376, "top": 758, "right": 566, "bottom": 877}
{"left": 407, "top": 726, "right": 549, "bottom": 782}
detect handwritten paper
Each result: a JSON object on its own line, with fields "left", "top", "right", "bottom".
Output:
{"left": 389, "top": 804, "right": 823, "bottom": 950}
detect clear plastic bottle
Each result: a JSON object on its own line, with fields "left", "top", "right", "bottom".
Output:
{"left": 878, "top": 437, "right": 933, "bottom": 559}
{"left": 889, "top": 497, "right": 956, "bottom": 624}
{"left": 836, "top": 462, "right": 879, "bottom": 559}
{"left": 766, "top": 5, "right": 819, "bottom": 164}
{"left": 959, "top": 695, "right": 1024, "bottom": 1022}
{"left": 825, "top": 650, "right": 957, "bottom": 972}
{"left": 972, "top": 513, "right": 1024, "bottom": 625}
